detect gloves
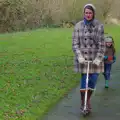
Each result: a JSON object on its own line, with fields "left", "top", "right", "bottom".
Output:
{"left": 78, "top": 56, "right": 85, "bottom": 64}
{"left": 108, "top": 56, "right": 113, "bottom": 61}
{"left": 93, "top": 58, "right": 101, "bottom": 66}
{"left": 104, "top": 56, "right": 108, "bottom": 60}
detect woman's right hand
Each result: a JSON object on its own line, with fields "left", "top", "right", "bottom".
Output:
{"left": 78, "top": 56, "right": 85, "bottom": 64}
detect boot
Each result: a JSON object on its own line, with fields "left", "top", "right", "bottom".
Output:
{"left": 105, "top": 80, "right": 109, "bottom": 88}
{"left": 80, "top": 91, "right": 85, "bottom": 111}
{"left": 87, "top": 90, "right": 93, "bottom": 111}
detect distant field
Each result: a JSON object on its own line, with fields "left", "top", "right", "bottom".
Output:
{"left": 104, "top": 24, "right": 120, "bottom": 51}
{"left": 0, "top": 25, "right": 119, "bottom": 120}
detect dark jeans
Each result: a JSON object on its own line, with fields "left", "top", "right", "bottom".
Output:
{"left": 80, "top": 73, "right": 99, "bottom": 90}
{"left": 103, "top": 63, "right": 112, "bottom": 80}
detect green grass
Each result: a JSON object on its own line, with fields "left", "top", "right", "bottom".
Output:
{"left": 104, "top": 24, "right": 120, "bottom": 51}
{"left": 0, "top": 25, "right": 119, "bottom": 120}
{"left": 0, "top": 28, "right": 80, "bottom": 120}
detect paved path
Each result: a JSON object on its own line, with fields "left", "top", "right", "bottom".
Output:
{"left": 42, "top": 55, "right": 120, "bottom": 120}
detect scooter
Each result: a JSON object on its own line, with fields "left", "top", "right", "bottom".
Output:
{"left": 82, "top": 60, "right": 92, "bottom": 116}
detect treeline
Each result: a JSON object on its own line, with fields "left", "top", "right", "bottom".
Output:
{"left": 0, "top": 0, "right": 119, "bottom": 33}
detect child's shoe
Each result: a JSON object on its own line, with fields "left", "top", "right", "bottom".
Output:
{"left": 105, "top": 80, "right": 109, "bottom": 88}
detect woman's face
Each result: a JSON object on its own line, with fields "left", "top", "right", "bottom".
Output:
{"left": 84, "top": 8, "right": 94, "bottom": 21}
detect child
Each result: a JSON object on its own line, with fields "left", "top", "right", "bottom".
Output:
{"left": 103, "top": 35, "right": 116, "bottom": 88}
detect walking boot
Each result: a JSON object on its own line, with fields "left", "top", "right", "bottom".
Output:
{"left": 80, "top": 91, "right": 85, "bottom": 112}
{"left": 105, "top": 80, "right": 109, "bottom": 88}
{"left": 87, "top": 90, "right": 93, "bottom": 112}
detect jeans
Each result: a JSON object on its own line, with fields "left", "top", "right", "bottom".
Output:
{"left": 80, "top": 73, "right": 99, "bottom": 90}
{"left": 103, "top": 63, "right": 112, "bottom": 80}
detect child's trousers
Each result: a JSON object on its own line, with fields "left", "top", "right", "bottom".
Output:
{"left": 103, "top": 63, "right": 112, "bottom": 80}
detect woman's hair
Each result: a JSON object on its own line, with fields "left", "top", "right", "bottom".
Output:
{"left": 84, "top": 5, "right": 95, "bottom": 14}
{"left": 84, "top": 4, "right": 95, "bottom": 11}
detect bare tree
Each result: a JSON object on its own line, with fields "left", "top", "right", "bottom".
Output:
{"left": 95, "top": 0, "right": 114, "bottom": 20}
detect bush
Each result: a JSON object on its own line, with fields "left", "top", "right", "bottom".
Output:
{"left": 0, "top": 0, "right": 117, "bottom": 33}
{"left": 0, "top": 0, "right": 26, "bottom": 32}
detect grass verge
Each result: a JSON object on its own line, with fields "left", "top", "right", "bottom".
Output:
{"left": 0, "top": 28, "right": 80, "bottom": 120}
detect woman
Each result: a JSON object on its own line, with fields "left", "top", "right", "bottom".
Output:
{"left": 72, "top": 4, "right": 105, "bottom": 112}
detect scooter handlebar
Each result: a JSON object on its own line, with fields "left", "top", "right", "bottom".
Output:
{"left": 84, "top": 60, "right": 93, "bottom": 63}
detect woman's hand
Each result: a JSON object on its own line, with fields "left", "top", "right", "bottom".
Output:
{"left": 93, "top": 58, "right": 101, "bottom": 66}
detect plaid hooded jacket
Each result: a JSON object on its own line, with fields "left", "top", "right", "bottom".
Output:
{"left": 72, "top": 19, "right": 105, "bottom": 73}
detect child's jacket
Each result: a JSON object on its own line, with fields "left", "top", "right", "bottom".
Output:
{"left": 104, "top": 45, "right": 116, "bottom": 64}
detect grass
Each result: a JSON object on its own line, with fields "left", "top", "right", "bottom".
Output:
{"left": 104, "top": 24, "right": 120, "bottom": 51}
{"left": 0, "top": 28, "right": 80, "bottom": 120}
{"left": 0, "top": 25, "right": 119, "bottom": 120}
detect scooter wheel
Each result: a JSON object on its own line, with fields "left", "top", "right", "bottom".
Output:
{"left": 83, "top": 110, "right": 89, "bottom": 117}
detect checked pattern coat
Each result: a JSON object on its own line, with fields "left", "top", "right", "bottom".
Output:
{"left": 72, "top": 19, "right": 105, "bottom": 73}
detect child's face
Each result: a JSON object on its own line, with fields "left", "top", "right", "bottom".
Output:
{"left": 106, "top": 42, "right": 112, "bottom": 47}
